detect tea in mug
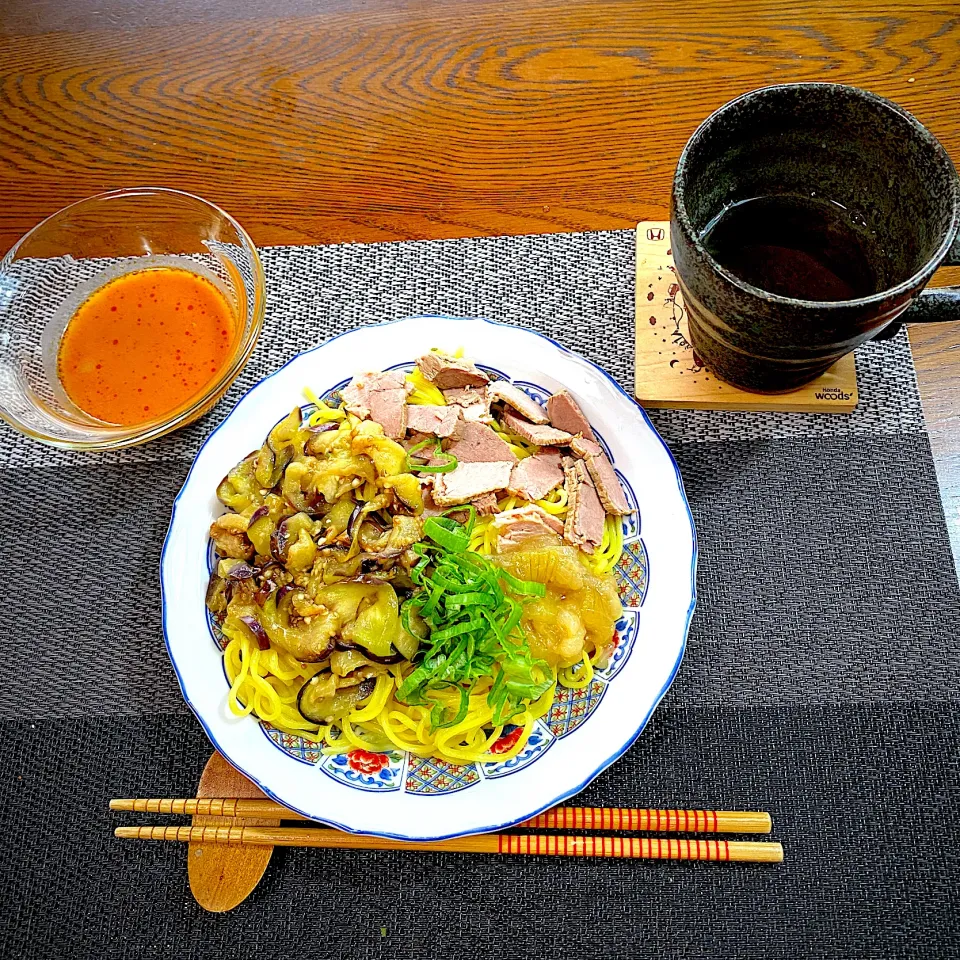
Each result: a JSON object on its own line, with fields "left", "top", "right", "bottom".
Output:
{"left": 699, "top": 195, "right": 892, "bottom": 302}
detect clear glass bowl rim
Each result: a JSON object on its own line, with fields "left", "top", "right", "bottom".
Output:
{"left": 0, "top": 186, "right": 266, "bottom": 451}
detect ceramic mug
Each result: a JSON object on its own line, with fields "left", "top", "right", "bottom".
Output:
{"left": 670, "top": 83, "right": 960, "bottom": 392}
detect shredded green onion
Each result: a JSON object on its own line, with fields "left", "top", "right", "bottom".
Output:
{"left": 426, "top": 683, "right": 471, "bottom": 729}
{"left": 404, "top": 438, "right": 458, "bottom": 474}
{"left": 397, "top": 513, "right": 553, "bottom": 726}
{"left": 422, "top": 517, "right": 470, "bottom": 553}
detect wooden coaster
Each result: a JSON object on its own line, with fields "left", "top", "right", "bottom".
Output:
{"left": 634, "top": 223, "right": 858, "bottom": 413}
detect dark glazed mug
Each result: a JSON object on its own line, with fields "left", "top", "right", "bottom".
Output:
{"left": 670, "top": 83, "right": 960, "bottom": 392}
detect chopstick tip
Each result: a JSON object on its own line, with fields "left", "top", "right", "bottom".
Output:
{"left": 109, "top": 799, "right": 134, "bottom": 811}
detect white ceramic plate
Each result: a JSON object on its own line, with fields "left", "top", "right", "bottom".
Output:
{"left": 161, "top": 315, "right": 697, "bottom": 840}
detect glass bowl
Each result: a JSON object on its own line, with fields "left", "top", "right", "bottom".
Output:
{"left": 0, "top": 187, "right": 265, "bottom": 450}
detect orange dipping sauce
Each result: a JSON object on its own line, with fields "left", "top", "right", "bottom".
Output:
{"left": 57, "top": 267, "right": 238, "bottom": 426}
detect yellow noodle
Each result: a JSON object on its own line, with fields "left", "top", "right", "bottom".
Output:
{"left": 527, "top": 681, "right": 558, "bottom": 721}
{"left": 258, "top": 645, "right": 310, "bottom": 683}
{"left": 439, "top": 731, "right": 503, "bottom": 764}
{"left": 223, "top": 625, "right": 326, "bottom": 737}
{"left": 304, "top": 552, "right": 607, "bottom": 756}
{"left": 491, "top": 420, "right": 537, "bottom": 460}
{"left": 387, "top": 710, "right": 423, "bottom": 735}
{"left": 339, "top": 718, "right": 387, "bottom": 752}
{"left": 323, "top": 726, "right": 348, "bottom": 752}
{"left": 380, "top": 711, "right": 431, "bottom": 755}
{"left": 224, "top": 619, "right": 557, "bottom": 764}
{"left": 558, "top": 649, "right": 594, "bottom": 690}
{"left": 535, "top": 485, "right": 568, "bottom": 515}
{"left": 405, "top": 369, "right": 446, "bottom": 406}
{"left": 303, "top": 387, "right": 346, "bottom": 424}
{"left": 225, "top": 634, "right": 255, "bottom": 718}
{"left": 219, "top": 640, "right": 543, "bottom": 763}
{"left": 469, "top": 480, "right": 624, "bottom": 570}
{"left": 584, "top": 514, "right": 623, "bottom": 577}
{"left": 349, "top": 673, "right": 394, "bottom": 723}
{"left": 436, "top": 704, "right": 494, "bottom": 742}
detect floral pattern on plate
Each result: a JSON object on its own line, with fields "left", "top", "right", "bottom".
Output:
{"left": 482, "top": 722, "right": 555, "bottom": 779}
{"left": 509, "top": 380, "right": 551, "bottom": 406}
{"left": 261, "top": 724, "right": 323, "bottom": 766}
{"left": 617, "top": 470, "right": 641, "bottom": 542}
{"left": 316, "top": 377, "right": 350, "bottom": 407}
{"left": 320, "top": 749, "right": 405, "bottom": 792}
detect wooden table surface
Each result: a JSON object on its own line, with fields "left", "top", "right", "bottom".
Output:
{"left": 3, "top": 0, "right": 959, "bottom": 557}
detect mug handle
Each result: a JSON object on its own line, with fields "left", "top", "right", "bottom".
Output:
{"left": 875, "top": 232, "right": 960, "bottom": 338}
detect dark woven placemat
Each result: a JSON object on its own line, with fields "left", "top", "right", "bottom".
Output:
{"left": 1, "top": 230, "right": 957, "bottom": 959}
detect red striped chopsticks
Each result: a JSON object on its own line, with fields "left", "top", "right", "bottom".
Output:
{"left": 111, "top": 800, "right": 782, "bottom": 863}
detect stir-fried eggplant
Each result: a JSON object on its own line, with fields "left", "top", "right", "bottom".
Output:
{"left": 208, "top": 407, "right": 425, "bottom": 708}
{"left": 209, "top": 513, "right": 254, "bottom": 560}
{"left": 298, "top": 675, "right": 376, "bottom": 724}
{"left": 205, "top": 576, "right": 231, "bottom": 619}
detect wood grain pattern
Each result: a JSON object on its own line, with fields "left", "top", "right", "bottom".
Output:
{"left": 2, "top": 1, "right": 959, "bottom": 249}
{"left": 3, "top": 0, "right": 960, "bottom": 532}
{"left": 188, "top": 752, "right": 278, "bottom": 912}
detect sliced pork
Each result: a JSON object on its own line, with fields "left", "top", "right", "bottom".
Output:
{"left": 417, "top": 351, "right": 489, "bottom": 389}
{"left": 443, "top": 420, "right": 517, "bottom": 465}
{"left": 506, "top": 449, "right": 564, "bottom": 501}
{"left": 492, "top": 505, "right": 564, "bottom": 550}
{"left": 405, "top": 404, "right": 461, "bottom": 438}
{"left": 340, "top": 376, "right": 372, "bottom": 418}
{"left": 546, "top": 389, "right": 595, "bottom": 441}
{"left": 419, "top": 488, "right": 448, "bottom": 518}
{"left": 562, "top": 457, "right": 605, "bottom": 553}
{"left": 340, "top": 370, "right": 411, "bottom": 440}
{"left": 421, "top": 490, "right": 471, "bottom": 523}
{"left": 489, "top": 382, "right": 549, "bottom": 424}
{"left": 569, "top": 437, "right": 632, "bottom": 516}
{"left": 442, "top": 386, "right": 492, "bottom": 423}
{"left": 402, "top": 432, "right": 431, "bottom": 452}
{"left": 501, "top": 411, "right": 574, "bottom": 447}
{"left": 472, "top": 492, "right": 500, "bottom": 515}
{"left": 432, "top": 461, "right": 512, "bottom": 506}
{"left": 568, "top": 436, "right": 602, "bottom": 459}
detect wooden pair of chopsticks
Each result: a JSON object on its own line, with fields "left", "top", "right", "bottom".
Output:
{"left": 111, "top": 800, "right": 783, "bottom": 863}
